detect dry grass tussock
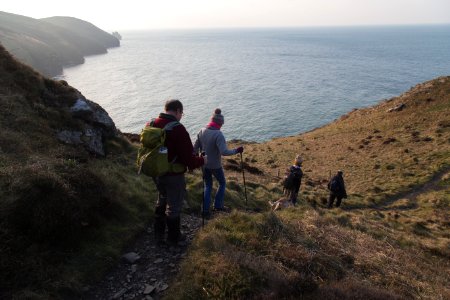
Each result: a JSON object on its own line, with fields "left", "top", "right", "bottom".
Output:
{"left": 172, "top": 210, "right": 446, "bottom": 299}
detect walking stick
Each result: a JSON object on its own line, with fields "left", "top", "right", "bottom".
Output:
{"left": 201, "top": 166, "right": 205, "bottom": 227}
{"left": 240, "top": 152, "right": 248, "bottom": 206}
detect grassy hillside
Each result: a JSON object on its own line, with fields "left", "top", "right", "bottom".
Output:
{"left": 0, "top": 11, "right": 119, "bottom": 77}
{"left": 169, "top": 77, "right": 450, "bottom": 299}
{"left": 0, "top": 36, "right": 449, "bottom": 298}
{"left": 42, "top": 16, "right": 119, "bottom": 48}
{"left": 0, "top": 44, "right": 152, "bottom": 299}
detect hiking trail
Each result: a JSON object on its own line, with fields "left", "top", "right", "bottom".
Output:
{"left": 83, "top": 214, "right": 203, "bottom": 300}
{"left": 342, "top": 166, "right": 449, "bottom": 212}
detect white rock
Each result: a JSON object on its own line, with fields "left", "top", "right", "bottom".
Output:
{"left": 143, "top": 284, "right": 155, "bottom": 295}
{"left": 112, "top": 288, "right": 127, "bottom": 299}
{"left": 71, "top": 98, "right": 91, "bottom": 112}
{"left": 122, "top": 252, "right": 141, "bottom": 264}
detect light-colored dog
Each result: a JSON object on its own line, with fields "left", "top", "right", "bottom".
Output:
{"left": 268, "top": 197, "right": 293, "bottom": 211}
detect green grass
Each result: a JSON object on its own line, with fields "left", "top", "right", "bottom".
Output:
{"left": 169, "top": 77, "right": 450, "bottom": 299}
{"left": 1, "top": 43, "right": 449, "bottom": 299}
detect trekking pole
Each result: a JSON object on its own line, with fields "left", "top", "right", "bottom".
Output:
{"left": 240, "top": 152, "right": 248, "bottom": 206}
{"left": 201, "top": 166, "right": 205, "bottom": 227}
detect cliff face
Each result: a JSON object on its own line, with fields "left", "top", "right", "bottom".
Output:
{"left": 0, "top": 11, "right": 120, "bottom": 77}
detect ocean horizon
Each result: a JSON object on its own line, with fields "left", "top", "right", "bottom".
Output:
{"left": 61, "top": 24, "right": 450, "bottom": 142}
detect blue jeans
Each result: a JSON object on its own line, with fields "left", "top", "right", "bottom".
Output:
{"left": 203, "top": 167, "right": 226, "bottom": 213}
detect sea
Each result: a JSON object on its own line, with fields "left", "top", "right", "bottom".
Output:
{"left": 61, "top": 25, "right": 450, "bottom": 142}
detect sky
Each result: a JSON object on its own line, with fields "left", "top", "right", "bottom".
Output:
{"left": 2, "top": 0, "right": 450, "bottom": 31}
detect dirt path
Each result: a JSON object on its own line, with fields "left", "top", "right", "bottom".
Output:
{"left": 372, "top": 167, "right": 450, "bottom": 210}
{"left": 343, "top": 166, "right": 449, "bottom": 211}
{"left": 83, "top": 214, "right": 203, "bottom": 300}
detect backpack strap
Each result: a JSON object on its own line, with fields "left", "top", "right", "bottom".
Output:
{"left": 162, "top": 121, "right": 181, "bottom": 164}
{"left": 163, "top": 121, "right": 180, "bottom": 131}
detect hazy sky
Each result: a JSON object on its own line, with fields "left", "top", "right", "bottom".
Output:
{"left": 2, "top": 0, "right": 450, "bottom": 31}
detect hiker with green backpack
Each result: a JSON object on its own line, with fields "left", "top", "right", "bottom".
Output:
{"left": 139, "top": 99, "right": 205, "bottom": 246}
{"left": 193, "top": 108, "right": 244, "bottom": 219}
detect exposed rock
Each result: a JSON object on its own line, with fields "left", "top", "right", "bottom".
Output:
{"left": 56, "top": 130, "right": 82, "bottom": 144}
{"left": 122, "top": 252, "right": 141, "bottom": 264}
{"left": 84, "top": 214, "right": 202, "bottom": 299}
{"left": 131, "top": 265, "right": 137, "bottom": 273}
{"left": 112, "top": 288, "right": 127, "bottom": 299}
{"left": 84, "top": 128, "right": 105, "bottom": 156}
{"left": 387, "top": 103, "right": 406, "bottom": 112}
{"left": 71, "top": 98, "right": 91, "bottom": 114}
{"left": 58, "top": 96, "right": 118, "bottom": 156}
{"left": 143, "top": 284, "right": 155, "bottom": 295}
{"left": 112, "top": 31, "right": 122, "bottom": 40}
{"left": 156, "top": 282, "right": 169, "bottom": 292}
{"left": 70, "top": 97, "right": 116, "bottom": 135}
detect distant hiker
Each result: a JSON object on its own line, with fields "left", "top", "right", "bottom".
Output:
{"left": 150, "top": 99, "right": 205, "bottom": 246}
{"left": 282, "top": 155, "right": 303, "bottom": 205}
{"left": 327, "top": 170, "right": 347, "bottom": 208}
{"left": 193, "top": 108, "right": 244, "bottom": 218}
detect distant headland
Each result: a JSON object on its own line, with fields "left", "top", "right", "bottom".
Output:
{"left": 0, "top": 11, "right": 120, "bottom": 77}
{"left": 112, "top": 31, "right": 122, "bottom": 40}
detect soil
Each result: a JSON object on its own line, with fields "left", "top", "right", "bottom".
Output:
{"left": 83, "top": 214, "right": 203, "bottom": 300}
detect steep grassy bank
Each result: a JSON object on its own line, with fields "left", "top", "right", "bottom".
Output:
{"left": 0, "top": 44, "right": 151, "bottom": 298}
{"left": 169, "top": 77, "right": 450, "bottom": 299}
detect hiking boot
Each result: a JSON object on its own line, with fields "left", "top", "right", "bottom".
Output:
{"left": 166, "top": 216, "right": 186, "bottom": 247}
{"left": 154, "top": 212, "right": 166, "bottom": 244}
{"left": 166, "top": 233, "right": 187, "bottom": 247}
{"left": 213, "top": 206, "right": 230, "bottom": 213}
{"left": 202, "top": 211, "right": 211, "bottom": 220}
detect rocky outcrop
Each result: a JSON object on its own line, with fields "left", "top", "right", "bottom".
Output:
{"left": 112, "top": 31, "right": 122, "bottom": 40}
{"left": 57, "top": 96, "right": 117, "bottom": 156}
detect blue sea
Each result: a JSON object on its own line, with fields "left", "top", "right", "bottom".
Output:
{"left": 61, "top": 25, "right": 450, "bottom": 142}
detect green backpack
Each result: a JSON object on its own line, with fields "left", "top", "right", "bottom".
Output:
{"left": 137, "top": 120, "right": 185, "bottom": 177}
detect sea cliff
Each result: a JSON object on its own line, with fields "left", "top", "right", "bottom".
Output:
{"left": 0, "top": 11, "right": 120, "bottom": 77}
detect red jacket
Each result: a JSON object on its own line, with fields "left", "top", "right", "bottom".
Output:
{"left": 151, "top": 113, "right": 204, "bottom": 173}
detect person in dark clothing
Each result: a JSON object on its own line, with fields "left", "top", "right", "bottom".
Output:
{"left": 150, "top": 99, "right": 205, "bottom": 246}
{"left": 327, "top": 170, "right": 347, "bottom": 208}
{"left": 283, "top": 155, "right": 303, "bottom": 205}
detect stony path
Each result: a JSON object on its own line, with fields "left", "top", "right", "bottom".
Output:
{"left": 83, "top": 214, "right": 203, "bottom": 300}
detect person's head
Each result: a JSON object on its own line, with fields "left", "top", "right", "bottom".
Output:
{"left": 337, "top": 170, "right": 343, "bottom": 176}
{"left": 294, "top": 155, "right": 303, "bottom": 166}
{"left": 165, "top": 99, "right": 184, "bottom": 121}
{"left": 211, "top": 108, "right": 224, "bottom": 127}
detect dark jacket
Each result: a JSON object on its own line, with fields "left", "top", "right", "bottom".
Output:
{"left": 151, "top": 113, "right": 204, "bottom": 173}
{"left": 328, "top": 174, "right": 347, "bottom": 198}
{"left": 284, "top": 165, "right": 303, "bottom": 193}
